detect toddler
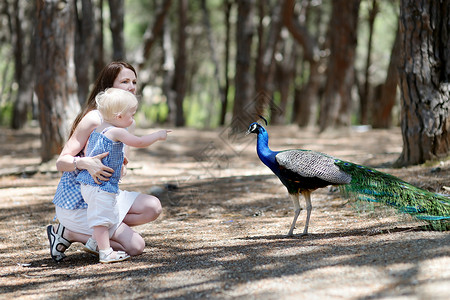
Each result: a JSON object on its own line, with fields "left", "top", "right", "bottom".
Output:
{"left": 77, "top": 88, "right": 170, "bottom": 263}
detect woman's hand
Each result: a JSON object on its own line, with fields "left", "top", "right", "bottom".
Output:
{"left": 82, "top": 152, "right": 114, "bottom": 184}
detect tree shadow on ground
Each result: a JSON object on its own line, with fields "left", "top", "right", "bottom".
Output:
{"left": 6, "top": 223, "right": 447, "bottom": 299}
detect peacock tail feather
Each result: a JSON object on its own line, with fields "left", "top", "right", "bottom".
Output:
{"left": 334, "top": 159, "right": 450, "bottom": 231}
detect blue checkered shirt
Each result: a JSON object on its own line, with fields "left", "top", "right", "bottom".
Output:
{"left": 53, "top": 169, "right": 87, "bottom": 209}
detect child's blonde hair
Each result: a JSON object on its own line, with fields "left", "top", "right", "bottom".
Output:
{"left": 95, "top": 88, "right": 138, "bottom": 122}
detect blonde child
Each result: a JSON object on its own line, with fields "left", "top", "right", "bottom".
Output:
{"left": 76, "top": 88, "right": 170, "bottom": 263}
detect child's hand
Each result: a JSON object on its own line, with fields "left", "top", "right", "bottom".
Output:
{"left": 159, "top": 130, "right": 171, "bottom": 141}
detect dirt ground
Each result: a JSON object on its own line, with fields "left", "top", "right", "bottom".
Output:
{"left": 0, "top": 124, "right": 449, "bottom": 300}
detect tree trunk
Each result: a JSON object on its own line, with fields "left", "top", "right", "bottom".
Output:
{"left": 172, "top": 0, "right": 187, "bottom": 127}
{"left": 231, "top": 0, "right": 255, "bottom": 132}
{"left": 136, "top": 0, "right": 172, "bottom": 74}
{"left": 201, "top": 0, "right": 226, "bottom": 126}
{"left": 74, "top": 0, "right": 95, "bottom": 105}
{"left": 108, "top": 0, "right": 125, "bottom": 60}
{"left": 283, "top": 0, "right": 322, "bottom": 127}
{"left": 372, "top": 23, "right": 401, "bottom": 128}
{"left": 254, "top": 0, "right": 283, "bottom": 120}
{"left": 273, "top": 37, "right": 296, "bottom": 125}
{"left": 396, "top": 0, "right": 450, "bottom": 166}
{"left": 93, "top": 0, "right": 105, "bottom": 79}
{"left": 220, "top": 0, "right": 232, "bottom": 126}
{"left": 319, "top": 0, "right": 360, "bottom": 132}
{"left": 10, "top": 0, "right": 34, "bottom": 129}
{"left": 162, "top": 17, "right": 175, "bottom": 125}
{"left": 359, "top": 0, "right": 378, "bottom": 125}
{"left": 35, "top": 0, "right": 80, "bottom": 162}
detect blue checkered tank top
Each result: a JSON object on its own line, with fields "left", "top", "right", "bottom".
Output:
{"left": 76, "top": 127, "right": 124, "bottom": 194}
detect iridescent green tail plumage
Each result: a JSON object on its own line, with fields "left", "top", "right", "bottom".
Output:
{"left": 335, "top": 159, "right": 450, "bottom": 231}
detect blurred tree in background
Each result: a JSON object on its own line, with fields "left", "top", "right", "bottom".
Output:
{"left": 0, "top": 0, "right": 448, "bottom": 165}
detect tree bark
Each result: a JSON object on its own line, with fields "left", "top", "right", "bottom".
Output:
{"left": 319, "top": 0, "right": 360, "bottom": 132}
{"left": 35, "top": 0, "right": 80, "bottom": 162}
{"left": 396, "top": 0, "right": 450, "bottom": 166}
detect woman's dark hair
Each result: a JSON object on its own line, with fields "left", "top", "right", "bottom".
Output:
{"left": 68, "top": 61, "right": 137, "bottom": 138}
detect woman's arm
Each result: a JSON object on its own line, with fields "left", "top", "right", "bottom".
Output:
{"left": 56, "top": 110, "right": 114, "bottom": 184}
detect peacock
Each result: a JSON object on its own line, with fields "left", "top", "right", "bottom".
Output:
{"left": 247, "top": 120, "right": 450, "bottom": 236}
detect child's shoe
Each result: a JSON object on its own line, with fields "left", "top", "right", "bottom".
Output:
{"left": 99, "top": 247, "right": 130, "bottom": 264}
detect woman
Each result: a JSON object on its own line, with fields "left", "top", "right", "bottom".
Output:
{"left": 47, "top": 61, "right": 162, "bottom": 262}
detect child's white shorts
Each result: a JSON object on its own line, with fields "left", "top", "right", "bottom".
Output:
{"left": 81, "top": 184, "right": 119, "bottom": 229}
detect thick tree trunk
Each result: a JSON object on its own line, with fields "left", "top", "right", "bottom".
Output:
{"left": 319, "top": 0, "right": 360, "bottom": 132}
{"left": 396, "top": 0, "right": 450, "bottom": 166}
{"left": 35, "top": 0, "right": 80, "bottom": 162}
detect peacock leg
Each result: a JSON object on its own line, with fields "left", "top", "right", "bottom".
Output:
{"left": 287, "top": 193, "right": 301, "bottom": 236}
{"left": 300, "top": 191, "right": 312, "bottom": 236}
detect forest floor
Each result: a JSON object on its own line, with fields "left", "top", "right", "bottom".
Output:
{"left": 0, "top": 124, "right": 449, "bottom": 300}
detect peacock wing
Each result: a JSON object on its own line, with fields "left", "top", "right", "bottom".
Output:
{"left": 276, "top": 150, "right": 351, "bottom": 185}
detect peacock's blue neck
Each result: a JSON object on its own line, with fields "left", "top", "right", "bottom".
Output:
{"left": 256, "top": 130, "right": 279, "bottom": 172}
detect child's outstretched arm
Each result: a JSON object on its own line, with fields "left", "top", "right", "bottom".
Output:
{"left": 110, "top": 128, "right": 171, "bottom": 148}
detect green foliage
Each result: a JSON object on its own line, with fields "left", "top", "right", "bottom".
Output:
{"left": 135, "top": 103, "right": 168, "bottom": 128}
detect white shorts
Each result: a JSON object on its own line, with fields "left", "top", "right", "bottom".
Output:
{"left": 55, "top": 188, "right": 139, "bottom": 238}
{"left": 81, "top": 184, "right": 119, "bottom": 229}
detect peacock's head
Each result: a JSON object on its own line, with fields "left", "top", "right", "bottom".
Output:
{"left": 247, "top": 122, "right": 263, "bottom": 135}
{"left": 247, "top": 116, "right": 268, "bottom": 135}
